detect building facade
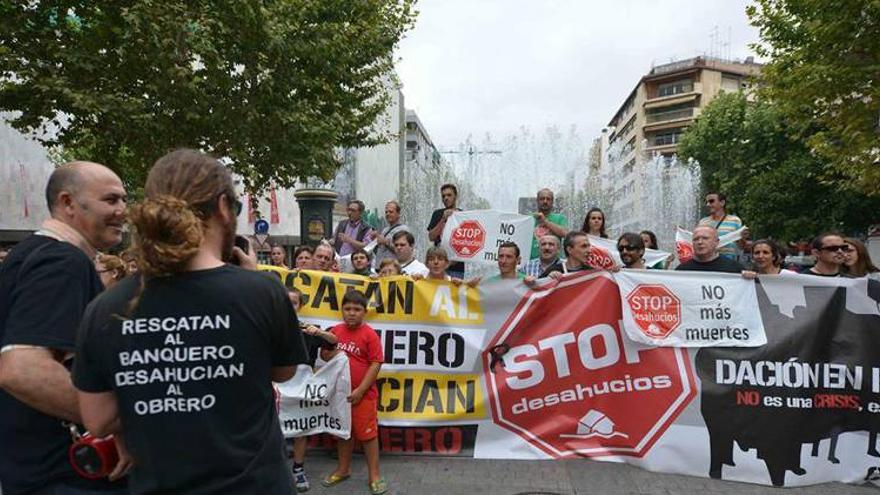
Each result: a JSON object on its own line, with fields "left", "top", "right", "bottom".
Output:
{"left": 600, "top": 56, "right": 762, "bottom": 235}
{"left": 236, "top": 78, "right": 405, "bottom": 258}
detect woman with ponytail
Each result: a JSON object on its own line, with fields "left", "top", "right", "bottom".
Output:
{"left": 72, "top": 149, "right": 309, "bottom": 494}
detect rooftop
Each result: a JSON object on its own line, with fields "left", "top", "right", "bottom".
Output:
{"left": 607, "top": 55, "right": 763, "bottom": 127}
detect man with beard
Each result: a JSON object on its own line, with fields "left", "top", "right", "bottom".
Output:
{"left": 72, "top": 149, "right": 309, "bottom": 494}
{"left": 617, "top": 232, "right": 646, "bottom": 269}
{"left": 0, "top": 161, "right": 130, "bottom": 495}
{"left": 804, "top": 233, "right": 847, "bottom": 277}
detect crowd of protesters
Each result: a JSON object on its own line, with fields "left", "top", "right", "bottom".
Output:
{"left": 260, "top": 185, "right": 877, "bottom": 283}
{"left": 0, "top": 152, "right": 877, "bottom": 495}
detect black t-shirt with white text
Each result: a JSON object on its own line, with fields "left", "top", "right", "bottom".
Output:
{"left": 427, "top": 207, "right": 465, "bottom": 273}
{"left": 73, "top": 265, "right": 308, "bottom": 495}
{"left": 0, "top": 235, "right": 121, "bottom": 494}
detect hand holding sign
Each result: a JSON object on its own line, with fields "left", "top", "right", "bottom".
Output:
{"left": 440, "top": 210, "right": 534, "bottom": 264}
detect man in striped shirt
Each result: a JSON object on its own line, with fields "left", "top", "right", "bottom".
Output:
{"left": 520, "top": 234, "right": 561, "bottom": 278}
{"left": 698, "top": 191, "right": 744, "bottom": 261}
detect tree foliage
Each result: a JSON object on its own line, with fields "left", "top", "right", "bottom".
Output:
{"left": 0, "top": 0, "right": 417, "bottom": 193}
{"left": 746, "top": 0, "right": 880, "bottom": 196}
{"left": 679, "top": 91, "right": 880, "bottom": 241}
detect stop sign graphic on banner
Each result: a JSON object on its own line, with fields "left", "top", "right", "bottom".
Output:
{"left": 625, "top": 284, "right": 682, "bottom": 340}
{"left": 588, "top": 245, "right": 616, "bottom": 270}
{"left": 483, "top": 271, "right": 695, "bottom": 458}
{"left": 449, "top": 220, "right": 486, "bottom": 258}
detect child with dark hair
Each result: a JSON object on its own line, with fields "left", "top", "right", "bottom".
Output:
{"left": 321, "top": 291, "right": 386, "bottom": 494}
{"left": 287, "top": 288, "right": 337, "bottom": 492}
{"left": 349, "top": 248, "right": 373, "bottom": 276}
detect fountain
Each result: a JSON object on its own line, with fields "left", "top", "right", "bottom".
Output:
{"left": 437, "top": 125, "right": 701, "bottom": 259}
{"left": 398, "top": 148, "right": 489, "bottom": 261}
{"left": 583, "top": 136, "right": 702, "bottom": 252}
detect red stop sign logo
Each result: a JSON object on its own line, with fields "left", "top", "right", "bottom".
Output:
{"left": 449, "top": 220, "right": 486, "bottom": 258}
{"left": 676, "top": 240, "right": 694, "bottom": 264}
{"left": 625, "top": 284, "right": 681, "bottom": 340}
{"left": 484, "top": 271, "right": 695, "bottom": 458}
{"left": 588, "top": 245, "right": 616, "bottom": 270}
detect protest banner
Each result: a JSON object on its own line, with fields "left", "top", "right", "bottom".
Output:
{"left": 439, "top": 210, "right": 534, "bottom": 264}
{"left": 613, "top": 270, "right": 767, "bottom": 347}
{"left": 587, "top": 235, "right": 671, "bottom": 270}
{"left": 263, "top": 265, "right": 880, "bottom": 487}
{"left": 276, "top": 352, "right": 352, "bottom": 439}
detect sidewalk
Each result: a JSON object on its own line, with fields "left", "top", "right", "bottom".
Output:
{"left": 295, "top": 454, "right": 880, "bottom": 495}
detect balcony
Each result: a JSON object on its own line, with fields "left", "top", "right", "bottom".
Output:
{"left": 645, "top": 82, "right": 702, "bottom": 108}
{"left": 643, "top": 107, "right": 698, "bottom": 133}
{"left": 644, "top": 142, "right": 679, "bottom": 154}
{"left": 646, "top": 107, "right": 694, "bottom": 124}
{"left": 644, "top": 128, "right": 685, "bottom": 154}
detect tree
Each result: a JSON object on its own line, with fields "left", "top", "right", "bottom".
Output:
{"left": 0, "top": 1, "right": 417, "bottom": 193}
{"left": 746, "top": 0, "right": 880, "bottom": 196}
{"left": 678, "top": 91, "right": 880, "bottom": 241}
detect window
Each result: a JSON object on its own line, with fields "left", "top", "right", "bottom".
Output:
{"left": 618, "top": 117, "right": 635, "bottom": 139}
{"left": 651, "top": 128, "right": 686, "bottom": 146}
{"left": 721, "top": 75, "right": 743, "bottom": 93}
{"left": 657, "top": 79, "right": 694, "bottom": 97}
{"left": 622, "top": 136, "right": 636, "bottom": 156}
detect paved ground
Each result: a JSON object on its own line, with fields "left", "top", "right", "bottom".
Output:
{"left": 3, "top": 454, "right": 876, "bottom": 494}
{"left": 294, "top": 454, "right": 880, "bottom": 495}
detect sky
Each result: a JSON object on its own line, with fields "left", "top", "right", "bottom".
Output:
{"left": 395, "top": 0, "right": 762, "bottom": 149}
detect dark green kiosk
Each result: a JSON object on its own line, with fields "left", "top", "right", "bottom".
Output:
{"left": 293, "top": 188, "right": 338, "bottom": 246}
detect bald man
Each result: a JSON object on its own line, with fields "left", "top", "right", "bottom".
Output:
{"left": 676, "top": 225, "right": 744, "bottom": 273}
{"left": 0, "top": 162, "right": 129, "bottom": 494}
{"left": 531, "top": 188, "right": 568, "bottom": 260}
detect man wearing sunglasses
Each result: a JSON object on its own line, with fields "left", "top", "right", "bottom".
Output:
{"left": 805, "top": 233, "right": 848, "bottom": 277}
{"left": 698, "top": 191, "right": 744, "bottom": 261}
{"left": 617, "top": 233, "right": 646, "bottom": 269}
